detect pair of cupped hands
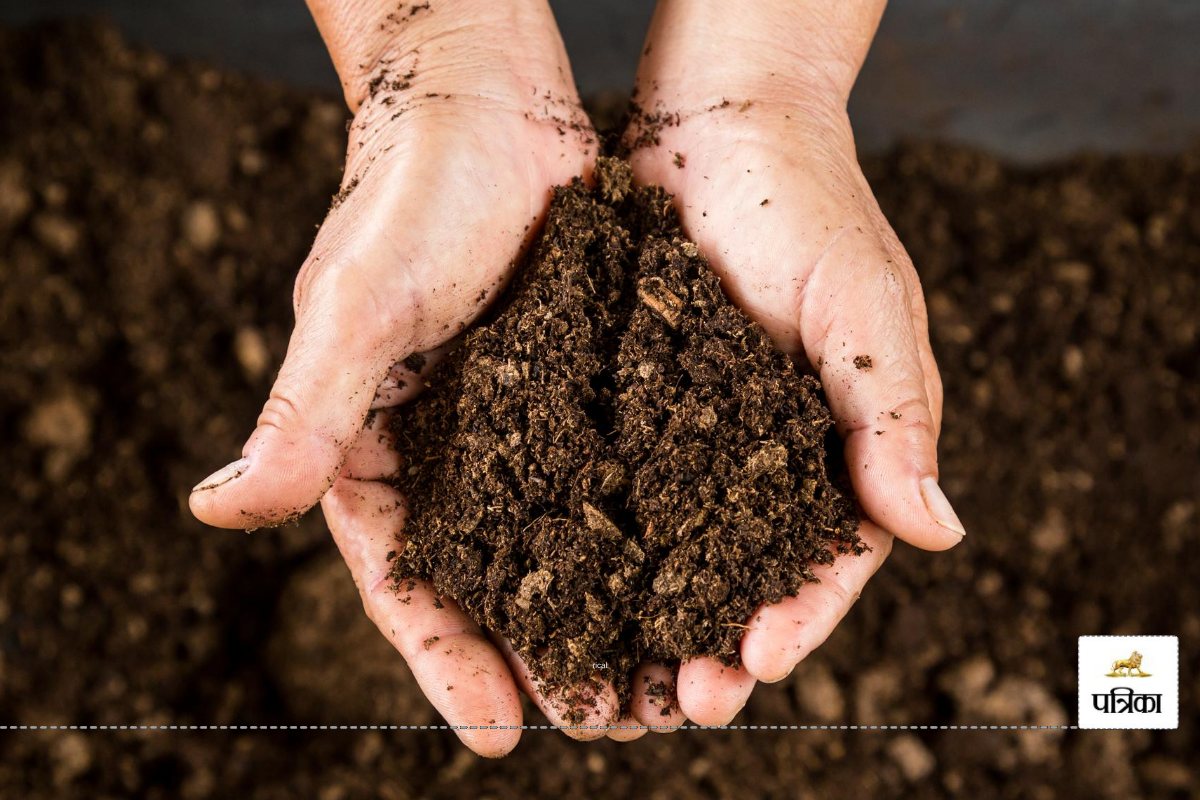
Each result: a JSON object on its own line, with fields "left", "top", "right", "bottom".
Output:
{"left": 190, "top": 1, "right": 964, "bottom": 755}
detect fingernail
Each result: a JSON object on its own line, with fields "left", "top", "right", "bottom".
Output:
{"left": 192, "top": 458, "right": 251, "bottom": 493}
{"left": 919, "top": 476, "right": 966, "bottom": 537}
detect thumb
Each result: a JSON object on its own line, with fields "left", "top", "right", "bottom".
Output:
{"left": 802, "top": 242, "right": 964, "bottom": 551}
{"left": 190, "top": 259, "right": 416, "bottom": 529}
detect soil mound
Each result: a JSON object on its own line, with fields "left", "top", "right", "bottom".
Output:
{"left": 392, "top": 158, "right": 861, "bottom": 711}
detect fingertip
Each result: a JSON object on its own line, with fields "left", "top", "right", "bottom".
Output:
{"left": 497, "top": 641, "right": 618, "bottom": 741}
{"left": 911, "top": 528, "right": 965, "bottom": 552}
{"left": 740, "top": 615, "right": 797, "bottom": 684}
{"left": 455, "top": 718, "right": 522, "bottom": 758}
{"left": 631, "top": 662, "right": 685, "bottom": 732}
{"left": 743, "top": 524, "right": 892, "bottom": 683}
{"left": 873, "top": 481, "right": 964, "bottom": 552}
{"left": 188, "top": 481, "right": 237, "bottom": 530}
{"left": 192, "top": 312, "right": 392, "bottom": 528}
{"left": 846, "top": 425, "right": 965, "bottom": 551}
{"left": 741, "top": 590, "right": 839, "bottom": 684}
{"left": 188, "top": 457, "right": 249, "bottom": 528}
{"left": 555, "top": 681, "right": 620, "bottom": 741}
{"left": 743, "top": 658, "right": 792, "bottom": 685}
{"left": 189, "top": 428, "right": 341, "bottom": 529}
{"left": 412, "top": 634, "right": 525, "bottom": 755}
{"left": 382, "top": 620, "right": 525, "bottom": 756}
{"left": 916, "top": 476, "right": 967, "bottom": 547}
{"left": 606, "top": 714, "right": 648, "bottom": 742}
{"left": 357, "top": 577, "right": 525, "bottom": 749}
{"left": 676, "top": 657, "right": 755, "bottom": 727}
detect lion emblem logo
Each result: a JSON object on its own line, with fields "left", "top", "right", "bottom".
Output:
{"left": 1106, "top": 650, "right": 1151, "bottom": 678}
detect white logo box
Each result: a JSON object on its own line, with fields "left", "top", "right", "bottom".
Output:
{"left": 1078, "top": 635, "right": 1179, "bottom": 729}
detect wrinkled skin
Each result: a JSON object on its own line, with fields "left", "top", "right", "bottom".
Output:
{"left": 190, "top": 0, "right": 964, "bottom": 755}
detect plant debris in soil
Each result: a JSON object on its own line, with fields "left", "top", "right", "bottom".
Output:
{"left": 390, "top": 157, "right": 862, "bottom": 713}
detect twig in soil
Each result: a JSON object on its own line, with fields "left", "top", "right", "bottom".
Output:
{"left": 636, "top": 277, "right": 684, "bottom": 328}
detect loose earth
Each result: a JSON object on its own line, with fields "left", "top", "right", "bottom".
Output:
{"left": 390, "top": 157, "right": 862, "bottom": 714}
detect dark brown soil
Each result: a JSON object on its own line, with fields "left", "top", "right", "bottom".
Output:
{"left": 391, "top": 158, "right": 860, "bottom": 711}
{"left": 2, "top": 21, "right": 1197, "bottom": 800}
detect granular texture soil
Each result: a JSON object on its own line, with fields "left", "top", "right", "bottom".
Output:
{"left": 391, "top": 158, "right": 860, "bottom": 709}
{"left": 2, "top": 21, "right": 1197, "bottom": 800}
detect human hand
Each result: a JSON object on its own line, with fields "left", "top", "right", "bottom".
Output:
{"left": 622, "top": 0, "right": 966, "bottom": 726}
{"left": 188, "top": 0, "right": 618, "bottom": 755}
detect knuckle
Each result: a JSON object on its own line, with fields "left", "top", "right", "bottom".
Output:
{"left": 891, "top": 397, "right": 937, "bottom": 437}
{"left": 256, "top": 388, "right": 305, "bottom": 433}
{"left": 820, "top": 571, "right": 858, "bottom": 608}
{"left": 901, "top": 413, "right": 935, "bottom": 437}
{"left": 293, "top": 241, "right": 363, "bottom": 307}
{"left": 297, "top": 252, "right": 422, "bottom": 351}
{"left": 364, "top": 572, "right": 393, "bottom": 614}
{"left": 298, "top": 255, "right": 355, "bottom": 315}
{"left": 292, "top": 255, "right": 328, "bottom": 316}
{"left": 350, "top": 279, "right": 414, "bottom": 346}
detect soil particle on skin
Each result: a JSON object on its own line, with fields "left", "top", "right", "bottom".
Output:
{"left": 330, "top": 177, "right": 359, "bottom": 210}
{"left": 401, "top": 352, "right": 426, "bottom": 373}
{"left": 854, "top": 355, "right": 873, "bottom": 370}
{"left": 619, "top": 101, "right": 682, "bottom": 153}
{"left": 391, "top": 157, "right": 861, "bottom": 710}
{"left": 643, "top": 677, "right": 677, "bottom": 716}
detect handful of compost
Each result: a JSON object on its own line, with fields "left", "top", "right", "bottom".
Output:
{"left": 390, "top": 159, "right": 862, "bottom": 714}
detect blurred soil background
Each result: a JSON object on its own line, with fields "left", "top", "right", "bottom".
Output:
{"left": 0, "top": 22, "right": 1196, "bottom": 799}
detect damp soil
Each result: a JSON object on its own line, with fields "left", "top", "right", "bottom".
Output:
{"left": 2, "top": 21, "right": 1198, "bottom": 800}
{"left": 391, "top": 158, "right": 860, "bottom": 712}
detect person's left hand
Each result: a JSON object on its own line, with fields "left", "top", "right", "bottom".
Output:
{"left": 618, "top": 3, "right": 966, "bottom": 729}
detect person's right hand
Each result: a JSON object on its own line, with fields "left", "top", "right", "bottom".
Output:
{"left": 188, "top": 0, "right": 622, "bottom": 756}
